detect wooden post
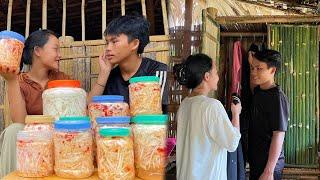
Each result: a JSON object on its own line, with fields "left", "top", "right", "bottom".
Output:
{"left": 182, "top": 0, "right": 193, "bottom": 59}
{"left": 121, "top": 0, "right": 125, "bottom": 15}
{"left": 81, "top": 0, "right": 85, "bottom": 41}
{"left": 7, "top": 0, "right": 13, "bottom": 30}
{"left": 25, "top": 0, "right": 31, "bottom": 37}
{"left": 141, "top": 0, "right": 147, "bottom": 18}
{"left": 42, "top": 0, "right": 47, "bottom": 29}
{"left": 161, "top": 0, "right": 169, "bottom": 35}
{"left": 102, "top": 0, "right": 106, "bottom": 38}
{"left": 62, "top": 0, "right": 66, "bottom": 37}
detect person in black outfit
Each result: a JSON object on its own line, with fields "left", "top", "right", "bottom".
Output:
{"left": 87, "top": 15, "right": 168, "bottom": 113}
{"left": 248, "top": 49, "right": 289, "bottom": 180}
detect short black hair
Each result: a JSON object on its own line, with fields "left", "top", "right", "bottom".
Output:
{"left": 173, "top": 53, "right": 213, "bottom": 89}
{"left": 253, "top": 49, "right": 281, "bottom": 71}
{"left": 104, "top": 15, "right": 150, "bottom": 54}
{"left": 21, "top": 29, "right": 57, "bottom": 69}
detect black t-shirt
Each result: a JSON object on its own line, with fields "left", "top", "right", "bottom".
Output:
{"left": 248, "top": 85, "right": 289, "bottom": 170}
{"left": 103, "top": 58, "right": 169, "bottom": 113}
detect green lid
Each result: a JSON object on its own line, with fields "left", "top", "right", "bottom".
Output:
{"left": 129, "top": 76, "right": 160, "bottom": 84}
{"left": 99, "top": 128, "right": 130, "bottom": 137}
{"left": 59, "top": 116, "right": 90, "bottom": 121}
{"left": 132, "top": 115, "right": 168, "bottom": 125}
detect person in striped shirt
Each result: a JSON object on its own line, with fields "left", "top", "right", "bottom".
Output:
{"left": 87, "top": 15, "right": 168, "bottom": 113}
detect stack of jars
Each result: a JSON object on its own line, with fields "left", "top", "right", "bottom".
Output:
{"left": 89, "top": 95, "right": 133, "bottom": 179}
{"left": 129, "top": 76, "right": 168, "bottom": 180}
{"left": 16, "top": 115, "right": 55, "bottom": 177}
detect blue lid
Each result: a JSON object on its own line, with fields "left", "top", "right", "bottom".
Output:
{"left": 92, "top": 95, "right": 124, "bottom": 102}
{"left": 54, "top": 120, "right": 91, "bottom": 131}
{"left": 96, "top": 116, "right": 131, "bottom": 124}
{"left": 0, "top": 30, "right": 25, "bottom": 43}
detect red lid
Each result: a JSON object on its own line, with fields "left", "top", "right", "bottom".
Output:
{"left": 47, "top": 80, "right": 81, "bottom": 88}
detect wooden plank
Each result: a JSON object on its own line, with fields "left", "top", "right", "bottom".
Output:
{"left": 62, "top": 0, "right": 66, "bottom": 37}
{"left": 220, "top": 32, "right": 268, "bottom": 37}
{"left": 81, "top": 0, "right": 85, "bottom": 41}
{"left": 25, "top": 0, "right": 31, "bottom": 37}
{"left": 102, "top": 0, "right": 106, "bottom": 38}
{"left": 42, "top": 0, "right": 47, "bottom": 29}
{"left": 7, "top": 0, "right": 13, "bottom": 30}
{"left": 141, "top": 0, "right": 146, "bottom": 18}
{"left": 121, "top": 0, "right": 125, "bottom": 15}
{"left": 216, "top": 15, "right": 320, "bottom": 25}
{"left": 161, "top": 0, "right": 169, "bottom": 35}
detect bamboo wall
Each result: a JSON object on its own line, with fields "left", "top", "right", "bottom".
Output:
{"left": 269, "top": 25, "right": 319, "bottom": 167}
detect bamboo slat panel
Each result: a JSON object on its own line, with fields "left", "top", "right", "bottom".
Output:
{"left": 270, "top": 25, "right": 319, "bottom": 167}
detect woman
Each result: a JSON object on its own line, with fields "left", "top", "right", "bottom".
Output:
{"left": 174, "top": 53, "right": 241, "bottom": 180}
{"left": 0, "top": 29, "right": 70, "bottom": 177}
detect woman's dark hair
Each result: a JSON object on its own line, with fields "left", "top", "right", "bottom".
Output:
{"left": 20, "top": 29, "right": 57, "bottom": 69}
{"left": 173, "top": 53, "right": 213, "bottom": 89}
{"left": 104, "top": 15, "right": 150, "bottom": 54}
{"left": 253, "top": 49, "right": 281, "bottom": 71}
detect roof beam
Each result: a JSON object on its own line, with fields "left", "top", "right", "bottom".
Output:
{"left": 216, "top": 15, "right": 320, "bottom": 24}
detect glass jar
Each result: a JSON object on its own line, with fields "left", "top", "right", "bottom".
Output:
{"left": 131, "top": 115, "right": 168, "bottom": 180}
{"left": 0, "top": 30, "right": 24, "bottom": 73}
{"left": 24, "top": 115, "right": 55, "bottom": 132}
{"left": 129, "top": 76, "right": 162, "bottom": 116}
{"left": 16, "top": 131, "right": 53, "bottom": 177}
{"left": 88, "top": 95, "right": 129, "bottom": 125}
{"left": 53, "top": 118, "right": 94, "bottom": 178}
{"left": 43, "top": 80, "right": 87, "bottom": 120}
{"left": 97, "top": 128, "right": 135, "bottom": 180}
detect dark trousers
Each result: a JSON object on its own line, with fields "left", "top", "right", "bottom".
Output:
{"left": 249, "top": 159, "right": 284, "bottom": 180}
{"left": 227, "top": 143, "right": 246, "bottom": 180}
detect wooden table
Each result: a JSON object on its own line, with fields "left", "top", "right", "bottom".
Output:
{"left": 3, "top": 171, "right": 143, "bottom": 180}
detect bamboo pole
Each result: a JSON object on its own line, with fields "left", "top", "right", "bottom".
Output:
{"left": 141, "top": 0, "right": 146, "bottom": 18}
{"left": 310, "top": 27, "right": 316, "bottom": 164}
{"left": 305, "top": 26, "right": 311, "bottom": 165}
{"left": 289, "top": 26, "right": 294, "bottom": 164}
{"left": 315, "top": 27, "right": 319, "bottom": 165}
{"left": 161, "top": 0, "right": 169, "bottom": 35}
{"left": 62, "top": 0, "right": 67, "bottom": 37}
{"left": 301, "top": 27, "right": 307, "bottom": 165}
{"left": 297, "top": 27, "right": 302, "bottom": 164}
{"left": 7, "top": 0, "right": 13, "bottom": 30}
{"left": 81, "top": 0, "right": 85, "bottom": 41}
{"left": 25, "top": 0, "right": 31, "bottom": 37}
{"left": 102, "top": 0, "right": 106, "bottom": 38}
{"left": 42, "top": 0, "right": 47, "bottom": 29}
{"left": 121, "top": 0, "right": 125, "bottom": 15}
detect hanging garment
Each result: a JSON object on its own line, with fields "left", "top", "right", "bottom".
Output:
{"left": 227, "top": 40, "right": 245, "bottom": 180}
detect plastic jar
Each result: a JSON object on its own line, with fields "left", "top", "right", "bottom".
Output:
{"left": 88, "top": 95, "right": 130, "bottom": 125}
{"left": 0, "top": 30, "right": 24, "bottom": 73}
{"left": 95, "top": 116, "right": 131, "bottom": 136}
{"left": 43, "top": 80, "right": 87, "bottom": 120}
{"left": 24, "top": 115, "right": 55, "bottom": 132}
{"left": 131, "top": 115, "right": 168, "bottom": 180}
{"left": 53, "top": 117, "right": 94, "bottom": 178}
{"left": 97, "top": 128, "right": 135, "bottom": 180}
{"left": 16, "top": 131, "right": 53, "bottom": 177}
{"left": 129, "top": 76, "right": 162, "bottom": 116}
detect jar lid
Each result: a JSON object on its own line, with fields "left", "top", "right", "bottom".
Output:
{"left": 25, "top": 115, "right": 55, "bottom": 124}
{"left": 129, "top": 76, "right": 160, "bottom": 84}
{"left": 132, "top": 114, "right": 168, "bottom": 125}
{"left": 54, "top": 120, "right": 91, "bottom": 130}
{"left": 59, "top": 116, "right": 90, "bottom": 121}
{"left": 96, "top": 116, "right": 130, "bottom": 124}
{"left": 47, "top": 80, "right": 81, "bottom": 88}
{"left": 92, "top": 95, "right": 124, "bottom": 102}
{"left": 0, "top": 30, "right": 25, "bottom": 43}
{"left": 17, "top": 130, "right": 52, "bottom": 140}
{"left": 99, "top": 128, "right": 130, "bottom": 137}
